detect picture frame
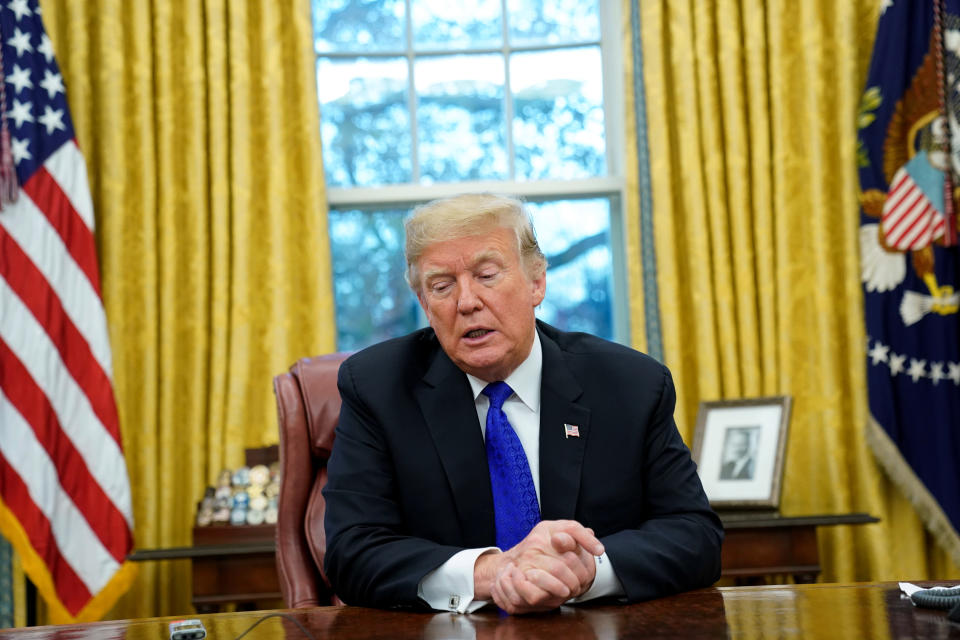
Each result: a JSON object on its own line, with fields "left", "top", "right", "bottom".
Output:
{"left": 691, "top": 396, "right": 792, "bottom": 510}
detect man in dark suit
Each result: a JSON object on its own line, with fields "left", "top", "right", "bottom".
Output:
{"left": 719, "top": 428, "right": 756, "bottom": 480}
{"left": 323, "top": 194, "right": 722, "bottom": 614}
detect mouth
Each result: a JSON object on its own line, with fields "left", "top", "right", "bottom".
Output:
{"left": 463, "top": 328, "right": 494, "bottom": 340}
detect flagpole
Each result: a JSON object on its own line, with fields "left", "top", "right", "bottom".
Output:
{"left": 935, "top": 0, "right": 958, "bottom": 245}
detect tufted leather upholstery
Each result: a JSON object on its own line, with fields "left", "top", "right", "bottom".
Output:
{"left": 273, "top": 352, "right": 350, "bottom": 608}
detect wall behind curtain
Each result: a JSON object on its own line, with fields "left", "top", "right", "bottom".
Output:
{"left": 635, "top": 0, "right": 958, "bottom": 581}
{"left": 40, "top": 0, "right": 336, "bottom": 618}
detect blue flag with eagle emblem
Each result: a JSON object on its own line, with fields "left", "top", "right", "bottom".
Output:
{"left": 858, "top": 0, "right": 960, "bottom": 563}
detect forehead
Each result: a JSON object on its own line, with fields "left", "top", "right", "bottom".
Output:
{"left": 418, "top": 228, "right": 518, "bottom": 271}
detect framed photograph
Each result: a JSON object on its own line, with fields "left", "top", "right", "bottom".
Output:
{"left": 691, "top": 396, "right": 792, "bottom": 510}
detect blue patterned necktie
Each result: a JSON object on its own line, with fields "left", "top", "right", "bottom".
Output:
{"left": 482, "top": 381, "right": 541, "bottom": 550}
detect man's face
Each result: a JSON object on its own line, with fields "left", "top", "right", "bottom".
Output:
{"left": 728, "top": 431, "right": 750, "bottom": 458}
{"left": 416, "top": 227, "right": 546, "bottom": 382}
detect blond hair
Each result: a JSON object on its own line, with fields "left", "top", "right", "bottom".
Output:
{"left": 404, "top": 193, "right": 547, "bottom": 290}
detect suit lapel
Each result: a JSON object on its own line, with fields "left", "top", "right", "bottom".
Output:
{"left": 540, "top": 331, "right": 590, "bottom": 520}
{"left": 414, "top": 348, "right": 496, "bottom": 547}
{"left": 538, "top": 329, "right": 591, "bottom": 521}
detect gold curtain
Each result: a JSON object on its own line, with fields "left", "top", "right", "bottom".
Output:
{"left": 628, "top": 0, "right": 959, "bottom": 581}
{"left": 39, "top": 0, "right": 336, "bottom": 619}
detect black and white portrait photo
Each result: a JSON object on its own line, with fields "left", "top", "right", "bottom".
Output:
{"left": 692, "top": 396, "right": 791, "bottom": 508}
{"left": 718, "top": 426, "right": 759, "bottom": 481}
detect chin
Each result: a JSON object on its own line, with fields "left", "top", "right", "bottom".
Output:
{"left": 462, "top": 361, "right": 501, "bottom": 380}
{"left": 458, "top": 354, "right": 507, "bottom": 380}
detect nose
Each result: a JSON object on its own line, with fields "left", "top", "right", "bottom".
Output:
{"left": 456, "top": 277, "right": 482, "bottom": 314}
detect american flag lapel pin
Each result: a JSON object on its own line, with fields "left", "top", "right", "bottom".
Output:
{"left": 564, "top": 423, "right": 580, "bottom": 438}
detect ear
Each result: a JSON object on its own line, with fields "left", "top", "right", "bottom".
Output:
{"left": 530, "top": 270, "right": 546, "bottom": 306}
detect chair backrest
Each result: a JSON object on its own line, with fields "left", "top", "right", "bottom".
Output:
{"left": 273, "top": 352, "right": 350, "bottom": 608}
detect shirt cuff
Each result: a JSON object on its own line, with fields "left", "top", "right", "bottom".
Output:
{"left": 568, "top": 552, "right": 625, "bottom": 603}
{"left": 418, "top": 548, "right": 499, "bottom": 613}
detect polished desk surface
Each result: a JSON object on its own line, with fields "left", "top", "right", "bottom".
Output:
{"left": 126, "top": 512, "right": 880, "bottom": 609}
{"left": 4, "top": 582, "right": 958, "bottom": 639}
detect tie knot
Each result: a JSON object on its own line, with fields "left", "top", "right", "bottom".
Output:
{"left": 482, "top": 381, "right": 513, "bottom": 410}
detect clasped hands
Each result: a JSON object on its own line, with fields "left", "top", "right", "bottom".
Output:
{"left": 473, "top": 520, "right": 604, "bottom": 614}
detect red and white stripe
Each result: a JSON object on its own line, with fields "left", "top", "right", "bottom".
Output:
{"left": 881, "top": 167, "right": 947, "bottom": 250}
{"left": 0, "top": 139, "right": 133, "bottom": 618}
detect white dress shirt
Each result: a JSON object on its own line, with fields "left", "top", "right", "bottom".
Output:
{"left": 417, "top": 333, "right": 624, "bottom": 612}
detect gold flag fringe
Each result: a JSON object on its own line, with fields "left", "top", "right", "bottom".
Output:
{"left": 866, "top": 414, "right": 960, "bottom": 568}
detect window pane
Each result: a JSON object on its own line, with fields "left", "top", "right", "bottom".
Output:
{"left": 416, "top": 55, "right": 508, "bottom": 183}
{"left": 530, "top": 198, "right": 613, "bottom": 340}
{"left": 318, "top": 57, "right": 412, "bottom": 187}
{"left": 507, "top": 0, "right": 600, "bottom": 46}
{"left": 412, "top": 0, "right": 503, "bottom": 50}
{"left": 329, "top": 208, "right": 421, "bottom": 350}
{"left": 512, "top": 47, "right": 606, "bottom": 180}
{"left": 312, "top": 0, "right": 406, "bottom": 53}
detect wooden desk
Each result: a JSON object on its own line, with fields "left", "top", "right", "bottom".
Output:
{"left": 720, "top": 512, "right": 879, "bottom": 583}
{"left": 129, "top": 525, "right": 279, "bottom": 614}
{"left": 6, "top": 582, "right": 958, "bottom": 639}
{"left": 190, "top": 524, "right": 281, "bottom": 612}
{"left": 128, "top": 512, "right": 880, "bottom": 612}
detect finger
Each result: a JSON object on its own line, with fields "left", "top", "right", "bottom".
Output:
{"left": 571, "top": 550, "right": 596, "bottom": 594}
{"left": 537, "top": 549, "right": 591, "bottom": 598}
{"left": 496, "top": 564, "right": 528, "bottom": 610}
{"left": 563, "top": 525, "right": 604, "bottom": 556}
{"left": 513, "top": 567, "right": 563, "bottom": 608}
{"left": 490, "top": 575, "right": 511, "bottom": 612}
{"left": 517, "top": 552, "right": 582, "bottom": 594}
{"left": 577, "top": 543, "right": 597, "bottom": 576}
{"left": 501, "top": 565, "right": 571, "bottom": 614}
{"left": 560, "top": 549, "right": 592, "bottom": 589}
{"left": 492, "top": 584, "right": 525, "bottom": 615}
{"left": 549, "top": 552, "right": 588, "bottom": 593}
{"left": 514, "top": 521, "right": 603, "bottom": 565}
{"left": 522, "top": 567, "right": 572, "bottom": 600}
{"left": 549, "top": 531, "right": 578, "bottom": 554}
{"left": 491, "top": 574, "right": 518, "bottom": 613}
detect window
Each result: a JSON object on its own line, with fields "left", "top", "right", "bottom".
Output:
{"left": 313, "top": 0, "right": 627, "bottom": 351}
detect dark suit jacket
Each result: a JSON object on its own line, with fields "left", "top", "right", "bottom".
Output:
{"left": 323, "top": 321, "right": 723, "bottom": 609}
{"left": 720, "top": 457, "right": 755, "bottom": 480}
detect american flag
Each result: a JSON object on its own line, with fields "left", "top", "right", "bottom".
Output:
{"left": 564, "top": 423, "right": 579, "bottom": 438}
{"left": 881, "top": 166, "right": 947, "bottom": 250}
{"left": 0, "top": 0, "right": 134, "bottom": 623}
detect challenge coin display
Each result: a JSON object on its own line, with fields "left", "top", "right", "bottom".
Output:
{"left": 195, "top": 463, "right": 282, "bottom": 527}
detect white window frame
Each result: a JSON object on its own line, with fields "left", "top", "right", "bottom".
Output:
{"left": 321, "top": 0, "right": 630, "bottom": 344}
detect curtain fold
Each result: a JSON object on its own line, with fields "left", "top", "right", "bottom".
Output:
{"left": 630, "top": 0, "right": 959, "bottom": 581}
{"left": 41, "top": 0, "right": 335, "bottom": 619}
{"left": 622, "top": 0, "right": 649, "bottom": 357}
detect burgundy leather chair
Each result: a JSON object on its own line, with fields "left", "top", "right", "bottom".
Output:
{"left": 273, "top": 352, "right": 350, "bottom": 608}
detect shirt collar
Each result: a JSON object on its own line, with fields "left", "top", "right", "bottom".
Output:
{"left": 466, "top": 330, "right": 542, "bottom": 412}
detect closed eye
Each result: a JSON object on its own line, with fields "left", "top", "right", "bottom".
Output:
{"left": 430, "top": 281, "right": 453, "bottom": 295}
{"left": 476, "top": 266, "right": 502, "bottom": 283}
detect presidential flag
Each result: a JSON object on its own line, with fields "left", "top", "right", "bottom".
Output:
{"left": 858, "top": 0, "right": 960, "bottom": 564}
{"left": 0, "top": 0, "right": 135, "bottom": 623}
